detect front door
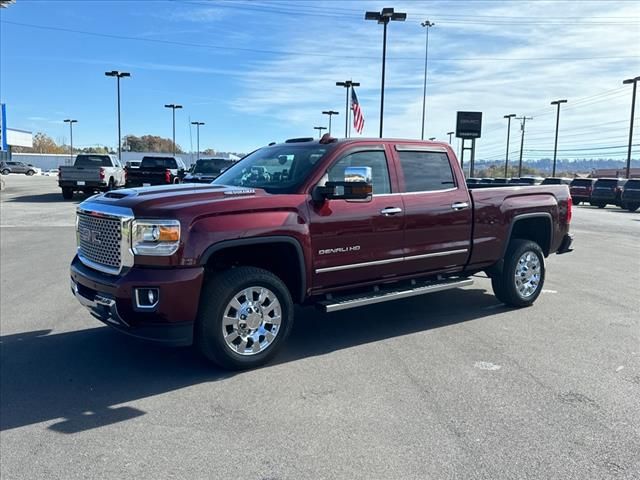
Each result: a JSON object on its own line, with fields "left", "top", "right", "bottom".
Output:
{"left": 309, "top": 147, "right": 404, "bottom": 291}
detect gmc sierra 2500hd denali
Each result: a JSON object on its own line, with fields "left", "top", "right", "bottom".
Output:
{"left": 70, "top": 136, "right": 573, "bottom": 369}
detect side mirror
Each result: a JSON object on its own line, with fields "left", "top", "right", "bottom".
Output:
{"left": 313, "top": 166, "right": 373, "bottom": 203}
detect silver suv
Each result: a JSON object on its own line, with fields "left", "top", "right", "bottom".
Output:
{"left": 1, "top": 161, "right": 38, "bottom": 176}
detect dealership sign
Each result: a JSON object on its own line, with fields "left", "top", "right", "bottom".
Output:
{"left": 456, "top": 112, "right": 483, "bottom": 139}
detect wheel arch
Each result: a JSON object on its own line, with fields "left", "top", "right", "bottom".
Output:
{"left": 504, "top": 213, "right": 553, "bottom": 258}
{"left": 200, "top": 236, "right": 307, "bottom": 304}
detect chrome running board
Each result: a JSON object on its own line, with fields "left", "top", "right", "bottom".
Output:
{"left": 319, "top": 278, "right": 474, "bottom": 313}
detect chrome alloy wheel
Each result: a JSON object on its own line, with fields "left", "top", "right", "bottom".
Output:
{"left": 221, "top": 286, "right": 282, "bottom": 356}
{"left": 514, "top": 251, "right": 542, "bottom": 298}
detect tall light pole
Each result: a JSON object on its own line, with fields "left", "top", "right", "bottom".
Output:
{"left": 516, "top": 116, "right": 533, "bottom": 177}
{"left": 313, "top": 126, "right": 327, "bottom": 138}
{"left": 191, "top": 121, "right": 204, "bottom": 162}
{"left": 550, "top": 99, "right": 567, "bottom": 177}
{"left": 365, "top": 7, "right": 407, "bottom": 138}
{"left": 164, "top": 104, "right": 183, "bottom": 155}
{"left": 63, "top": 119, "right": 77, "bottom": 165}
{"left": 104, "top": 70, "right": 130, "bottom": 162}
{"left": 336, "top": 81, "right": 359, "bottom": 138}
{"left": 447, "top": 131, "right": 454, "bottom": 144}
{"left": 503, "top": 114, "right": 516, "bottom": 178}
{"left": 322, "top": 110, "right": 339, "bottom": 136}
{"left": 623, "top": 76, "right": 640, "bottom": 179}
{"left": 420, "top": 20, "right": 435, "bottom": 140}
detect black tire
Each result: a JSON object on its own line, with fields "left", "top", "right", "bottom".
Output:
{"left": 491, "top": 239, "right": 545, "bottom": 308}
{"left": 1, "top": 169, "right": 10, "bottom": 175}
{"left": 627, "top": 203, "right": 640, "bottom": 212}
{"left": 572, "top": 199, "right": 579, "bottom": 205}
{"left": 61, "top": 187, "right": 73, "bottom": 200}
{"left": 173, "top": 177, "right": 181, "bottom": 184}
{"left": 590, "top": 202, "right": 606, "bottom": 208}
{"left": 25, "top": 170, "right": 35, "bottom": 176}
{"left": 107, "top": 178, "right": 115, "bottom": 191}
{"left": 196, "top": 266, "right": 294, "bottom": 370}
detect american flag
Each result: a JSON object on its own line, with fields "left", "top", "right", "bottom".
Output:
{"left": 351, "top": 87, "right": 364, "bottom": 134}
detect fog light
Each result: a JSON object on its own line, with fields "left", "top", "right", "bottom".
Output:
{"left": 135, "top": 288, "right": 159, "bottom": 309}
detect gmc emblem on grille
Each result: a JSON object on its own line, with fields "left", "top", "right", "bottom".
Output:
{"left": 79, "top": 226, "right": 102, "bottom": 245}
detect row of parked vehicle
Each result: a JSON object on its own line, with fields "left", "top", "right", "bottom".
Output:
{"left": 57, "top": 154, "right": 235, "bottom": 199}
{"left": 466, "top": 175, "right": 639, "bottom": 211}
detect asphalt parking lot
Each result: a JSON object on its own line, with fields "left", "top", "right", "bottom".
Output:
{"left": 1, "top": 174, "right": 639, "bottom": 480}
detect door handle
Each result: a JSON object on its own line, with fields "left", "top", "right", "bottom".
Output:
{"left": 380, "top": 207, "right": 403, "bottom": 216}
{"left": 451, "top": 202, "right": 469, "bottom": 211}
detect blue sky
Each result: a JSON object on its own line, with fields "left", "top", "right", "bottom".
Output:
{"left": 1, "top": 0, "right": 639, "bottom": 160}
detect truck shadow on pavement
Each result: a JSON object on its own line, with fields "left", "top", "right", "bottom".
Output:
{"left": 0, "top": 288, "right": 505, "bottom": 434}
{"left": 4, "top": 192, "right": 86, "bottom": 203}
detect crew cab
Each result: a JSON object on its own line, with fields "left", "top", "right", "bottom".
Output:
{"left": 183, "top": 158, "right": 235, "bottom": 183}
{"left": 58, "top": 154, "right": 125, "bottom": 200}
{"left": 70, "top": 137, "right": 573, "bottom": 370}
{"left": 125, "top": 156, "right": 186, "bottom": 187}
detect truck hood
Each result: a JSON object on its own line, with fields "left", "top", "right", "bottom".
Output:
{"left": 84, "top": 184, "right": 266, "bottom": 217}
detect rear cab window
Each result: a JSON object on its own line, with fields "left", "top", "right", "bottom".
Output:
{"left": 74, "top": 155, "right": 113, "bottom": 167}
{"left": 395, "top": 149, "right": 456, "bottom": 193}
{"left": 141, "top": 157, "right": 178, "bottom": 169}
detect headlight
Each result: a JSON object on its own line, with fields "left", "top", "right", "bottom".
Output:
{"left": 132, "top": 219, "right": 181, "bottom": 256}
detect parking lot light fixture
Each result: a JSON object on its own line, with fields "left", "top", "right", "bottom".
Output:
{"left": 622, "top": 76, "right": 640, "bottom": 179}
{"left": 190, "top": 121, "right": 205, "bottom": 162}
{"left": 63, "top": 119, "right": 77, "bottom": 165}
{"left": 104, "top": 71, "right": 130, "bottom": 162}
{"left": 420, "top": 20, "right": 435, "bottom": 140}
{"left": 322, "top": 110, "right": 340, "bottom": 135}
{"left": 503, "top": 114, "right": 516, "bottom": 178}
{"left": 447, "top": 131, "right": 455, "bottom": 143}
{"left": 336, "top": 81, "right": 360, "bottom": 137}
{"left": 550, "top": 99, "right": 568, "bottom": 177}
{"left": 313, "top": 126, "right": 327, "bottom": 139}
{"left": 164, "top": 104, "right": 183, "bottom": 155}
{"left": 365, "top": 7, "right": 407, "bottom": 138}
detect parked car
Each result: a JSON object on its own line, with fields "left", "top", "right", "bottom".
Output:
{"left": 125, "top": 156, "right": 186, "bottom": 187}
{"left": 58, "top": 154, "right": 126, "bottom": 200}
{"left": 0, "top": 160, "right": 38, "bottom": 176}
{"left": 590, "top": 178, "right": 627, "bottom": 208}
{"left": 517, "top": 176, "right": 544, "bottom": 185}
{"left": 70, "top": 136, "right": 573, "bottom": 370}
{"left": 541, "top": 177, "right": 572, "bottom": 185}
{"left": 569, "top": 178, "right": 596, "bottom": 205}
{"left": 620, "top": 178, "right": 640, "bottom": 212}
{"left": 183, "top": 158, "right": 235, "bottom": 183}
{"left": 43, "top": 168, "right": 60, "bottom": 177}
{"left": 479, "top": 178, "right": 494, "bottom": 184}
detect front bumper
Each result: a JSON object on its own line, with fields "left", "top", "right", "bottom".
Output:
{"left": 70, "top": 256, "right": 204, "bottom": 346}
{"left": 556, "top": 233, "right": 573, "bottom": 255}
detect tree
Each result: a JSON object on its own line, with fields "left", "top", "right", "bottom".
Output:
{"left": 123, "top": 135, "right": 182, "bottom": 153}
{"left": 13, "top": 132, "right": 66, "bottom": 154}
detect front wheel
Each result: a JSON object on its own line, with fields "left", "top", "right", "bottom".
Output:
{"left": 196, "top": 266, "right": 294, "bottom": 370}
{"left": 491, "top": 239, "right": 545, "bottom": 308}
{"left": 61, "top": 187, "right": 73, "bottom": 200}
{"left": 26, "top": 170, "right": 35, "bottom": 176}
{"left": 1, "top": 169, "right": 10, "bottom": 175}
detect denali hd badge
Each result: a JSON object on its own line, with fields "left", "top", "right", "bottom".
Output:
{"left": 318, "top": 246, "right": 361, "bottom": 255}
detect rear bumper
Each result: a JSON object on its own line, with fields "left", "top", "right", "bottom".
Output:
{"left": 70, "top": 256, "right": 204, "bottom": 346}
{"left": 556, "top": 233, "right": 573, "bottom": 255}
{"left": 59, "top": 180, "right": 107, "bottom": 189}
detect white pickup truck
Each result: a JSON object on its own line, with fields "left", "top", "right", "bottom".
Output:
{"left": 58, "top": 154, "right": 126, "bottom": 200}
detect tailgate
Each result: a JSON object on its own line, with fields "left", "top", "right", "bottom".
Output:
{"left": 59, "top": 167, "right": 102, "bottom": 182}
{"left": 126, "top": 170, "right": 167, "bottom": 185}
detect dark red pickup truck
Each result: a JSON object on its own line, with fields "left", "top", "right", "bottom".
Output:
{"left": 70, "top": 137, "right": 573, "bottom": 369}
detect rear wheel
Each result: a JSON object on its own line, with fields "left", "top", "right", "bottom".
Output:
{"left": 196, "top": 266, "right": 294, "bottom": 370}
{"left": 61, "top": 187, "right": 73, "bottom": 200}
{"left": 590, "top": 201, "right": 606, "bottom": 208}
{"left": 1, "top": 169, "right": 10, "bottom": 175}
{"left": 626, "top": 203, "right": 640, "bottom": 212}
{"left": 491, "top": 239, "right": 545, "bottom": 308}
{"left": 107, "top": 178, "right": 115, "bottom": 191}
{"left": 26, "top": 170, "right": 35, "bottom": 176}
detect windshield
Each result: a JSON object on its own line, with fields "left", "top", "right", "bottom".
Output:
{"left": 193, "top": 159, "right": 232, "bottom": 174}
{"left": 141, "top": 157, "right": 178, "bottom": 169}
{"left": 74, "top": 155, "right": 112, "bottom": 167}
{"left": 212, "top": 143, "right": 334, "bottom": 193}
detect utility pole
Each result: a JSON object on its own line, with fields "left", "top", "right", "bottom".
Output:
{"left": 313, "top": 126, "right": 327, "bottom": 139}
{"left": 164, "top": 104, "right": 183, "bottom": 155}
{"left": 420, "top": 20, "right": 435, "bottom": 140}
{"left": 515, "top": 116, "right": 533, "bottom": 177}
{"left": 336, "top": 81, "right": 359, "bottom": 138}
{"left": 365, "top": 7, "right": 407, "bottom": 138}
{"left": 503, "top": 114, "right": 516, "bottom": 178}
{"left": 623, "top": 76, "right": 640, "bottom": 179}
{"left": 63, "top": 119, "right": 77, "bottom": 165}
{"left": 191, "top": 121, "right": 204, "bottom": 162}
{"left": 322, "top": 110, "right": 339, "bottom": 136}
{"left": 550, "top": 99, "right": 568, "bottom": 177}
{"left": 104, "top": 70, "right": 130, "bottom": 162}
{"left": 447, "top": 131, "right": 454, "bottom": 144}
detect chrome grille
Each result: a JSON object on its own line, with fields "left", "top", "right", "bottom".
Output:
{"left": 77, "top": 214, "right": 122, "bottom": 271}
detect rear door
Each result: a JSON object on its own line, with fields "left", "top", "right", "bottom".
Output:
{"left": 309, "top": 145, "right": 405, "bottom": 290}
{"left": 392, "top": 145, "right": 472, "bottom": 275}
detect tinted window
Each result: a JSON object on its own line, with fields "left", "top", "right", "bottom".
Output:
{"left": 570, "top": 179, "right": 594, "bottom": 187}
{"left": 140, "top": 157, "right": 178, "bottom": 169}
{"left": 326, "top": 150, "right": 391, "bottom": 195}
{"left": 194, "top": 159, "right": 233, "bottom": 174}
{"left": 397, "top": 151, "right": 455, "bottom": 192}
{"left": 74, "top": 155, "right": 113, "bottom": 167}
{"left": 625, "top": 179, "right": 640, "bottom": 189}
{"left": 595, "top": 179, "right": 619, "bottom": 188}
